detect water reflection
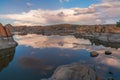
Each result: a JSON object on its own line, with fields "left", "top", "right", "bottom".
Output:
{"left": 14, "top": 34, "right": 120, "bottom": 52}
{"left": 18, "top": 56, "right": 54, "bottom": 75}
{"left": 0, "top": 48, "right": 16, "bottom": 72}
{"left": 15, "top": 34, "right": 91, "bottom": 49}
{"left": 16, "top": 46, "right": 89, "bottom": 78}
{"left": 0, "top": 34, "right": 119, "bottom": 80}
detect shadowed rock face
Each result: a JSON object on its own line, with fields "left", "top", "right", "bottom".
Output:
{"left": 0, "top": 48, "right": 16, "bottom": 72}
{"left": 4, "top": 27, "right": 12, "bottom": 37}
{"left": 5, "top": 24, "right": 15, "bottom": 34}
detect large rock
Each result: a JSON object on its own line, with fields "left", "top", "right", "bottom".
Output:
{"left": 0, "top": 23, "right": 13, "bottom": 37}
{"left": 0, "top": 23, "right": 17, "bottom": 49}
{"left": 90, "top": 51, "right": 99, "bottom": 57}
{"left": 4, "top": 27, "right": 12, "bottom": 37}
{"left": 5, "top": 24, "right": 15, "bottom": 34}
{"left": 42, "top": 63, "right": 100, "bottom": 80}
{"left": 0, "top": 23, "right": 8, "bottom": 37}
{"left": 105, "top": 51, "right": 112, "bottom": 55}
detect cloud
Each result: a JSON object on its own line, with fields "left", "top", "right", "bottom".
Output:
{"left": 26, "top": 2, "right": 33, "bottom": 7}
{"left": 91, "top": 0, "right": 120, "bottom": 23}
{"left": 102, "top": 0, "right": 120, "bottom": 2}
{"left": 0, "top": 0, "right": 120, "bottom": 26}
{"left": 0, "top": 8, "right": 102, "bottom": 26}
{"left": 59, "top": 0, "right": 70, "bottom": 3}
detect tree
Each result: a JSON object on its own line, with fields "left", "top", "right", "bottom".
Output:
{"left": 116, "top": 20, "right": 120, "bottom": 27}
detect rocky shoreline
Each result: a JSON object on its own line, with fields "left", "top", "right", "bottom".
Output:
{"left": 74, "top": 33, "right": 120, "bottom": 44}
{"left": 1, "top": 23, "right": 119, "bottom": 80}
{"left": 13, "top": 24, "right": 120, "bottom": 44}
{"left": 0, "top": 23, "right": 17, "bottom": 49}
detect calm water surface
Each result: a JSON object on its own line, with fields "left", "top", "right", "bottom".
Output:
{"left": 0, "top": 34, "right": 120, "bottom": 80}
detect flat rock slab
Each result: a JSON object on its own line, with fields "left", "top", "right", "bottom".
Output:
{"left": 42, "top": 63, "right": 99, "bottom": 80}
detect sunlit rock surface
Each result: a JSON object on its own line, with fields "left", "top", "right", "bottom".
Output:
{"left": 0, "top": 23, "right": 17, "bottom": 49}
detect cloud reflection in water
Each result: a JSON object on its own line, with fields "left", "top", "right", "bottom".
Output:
{"left": 15, "top": 34, "right": 120, "bottom": 79}
{"left": 15, "top": 34, "right": 91, "bottom": 49}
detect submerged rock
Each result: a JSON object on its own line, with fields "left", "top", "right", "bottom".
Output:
{"left": 42, "top": 63, "right": 100, "bottom": 80}
{"left": 90, "top": 51, "right": 99, "bottom": 57}
{"left": 105, "top": 51, "right": 112, "bottom": 55}
{"left": 107, "top": 77, "right": 114, "bottom": 80}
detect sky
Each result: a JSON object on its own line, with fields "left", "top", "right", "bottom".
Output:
{"left": 0, "top": 0, "right": 120, "bottom": 26}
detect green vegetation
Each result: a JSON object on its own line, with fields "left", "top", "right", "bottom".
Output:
{"left": 116, "top": 20, "right": 120, "bottom": 27}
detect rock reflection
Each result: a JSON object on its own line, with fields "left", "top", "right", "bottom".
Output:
{"left": 0, "top": 48, "right": 16, "bottom": 72}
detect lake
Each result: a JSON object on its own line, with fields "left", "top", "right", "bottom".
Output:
{"left": 0, "top": 34, "right": 120, "bottom": 80}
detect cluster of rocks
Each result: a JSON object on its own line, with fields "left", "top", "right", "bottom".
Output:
{"left": 41, "top": 48, "right": 114, "bottom": 80}
{"left": 0, "top": 23, "right": 12, "bottom": 37}
{"left": 0, "top": 23, "right": 17, "bottom": 49}
{"left": 13, "top": 24, "right": 120, "bottom": 44}
{"left": 76, "top": 24, "right": 120, "bottom": 34}
{"left": 13, "top": 24, "right": 120, "bottom": 35}
{"left": 12, "top": 23, "right": 120, "bottom": 45}
{"left": 90, "top": 50, "right": 112, "bottom": 57}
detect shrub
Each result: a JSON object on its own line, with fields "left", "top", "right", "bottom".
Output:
{"left": 116, "top": 20, "right": 120, "bottom": 27}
